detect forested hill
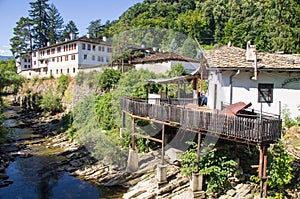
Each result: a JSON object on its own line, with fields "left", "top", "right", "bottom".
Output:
{"left": 106, "top": 0, "right": 300, "bottom": 53}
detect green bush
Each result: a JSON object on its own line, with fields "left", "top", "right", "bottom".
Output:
{"left": 95, "top": 93, "right": 117, "bottom": 130}
{"left": 57, "top": 74, "right": 69, "bottom": 96}
{"left": 98, "top": 68, "right": 121, "bottom": 92}
{"left": 75, "top": 71, "right": 84, "bottom": 86}
{"left": 268, "top": 141, "right": 294, "bottom": 190}
{"left": 39, "top": 89, "right": 62, "bottom": 114}
{"left": 179, "top": 142, "right": 238, "bottom": 194}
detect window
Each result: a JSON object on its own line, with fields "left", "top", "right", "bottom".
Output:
{"left": 24, "top": 65, "right": 27, "bottom": 68}
{"left": 52, "top": 58, "right": 55, "bottom": 62}
{"left": 87, "top": 44, "right": 91, "bottom": 50}
{"left": 57, "top": 57, "right": 60, "bottom": 62}
{"left": 47, "top": 50, "right": 50, "bottom": 55}
{"left": 74, "top": 43, "right": 76, "bottom": 49}
{"left": 34, "top": 61, "right": 36, "bottom": 65}
{"left": 33, "top": 52, "right": 36, "bottom": 57}
{"left": 92, "top": 45, "right": 96, "bottom": 51}
{"left": 258, "top": 83, "right": 274, "bottom": 103}
{"left": 61, "top": 69, "right": 63, "bottom": 74}
{"left": 106, "top": 57, "right": 110, "bottom": 62}
{"left": 71, "top": 55, "right": 75, "bottom": 60}
{"left": 98, "top": 46, "right": 101, "bottom": 51}
{"left": 107, "top": 47, "right": 112, "bottom": 53}
{"left": 102, "top": 46, "right": 105, "bottom": 51}
{"left": 82, "top": 43, "right": 86, "bottom": 50}
{"left": 51, "top": 48, "right": 55, "bottom": 54}
{"left": 92, "top": 55, "right": 95, "bottom": 60}
{"left": 57, "top": 47, "right": 61, "bottom": 53}
{"left": 84, "top": 54, "right": 87, "bottom": 60}
{"left": 67, "top": 68, "right": 69, "bottom": 73}
{"left": 65, "top": 55, "right": 69, "bottom": 61}
{"left": 24, "top": 58, "right": 27, "bottom": 63}
{"left": 98, "top": 56, "right": 100, "bottom": 61}
{"left": 73, "top": 68, "right": 76, "bottom": 73}
{"left": 56, "top": 69, "right": 58, "bottom": 74}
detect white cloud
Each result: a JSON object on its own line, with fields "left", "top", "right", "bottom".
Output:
{"left": 0, "top": 48, "right": 12, "bottom": 56}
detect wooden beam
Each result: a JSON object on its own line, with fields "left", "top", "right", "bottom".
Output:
{"left": 134, "top": 132, "right": 163, "bottom": 143}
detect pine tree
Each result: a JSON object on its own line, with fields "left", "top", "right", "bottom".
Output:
{"left": 9, "top": 17, "right": 33, "bottom": 57}
{"left": 62, "top": 20, "right": 79, "bottom": 41}
{"left": 29, "top": 0, "right": 50, "bottom": 49}
{"left": 47, "top": 3, "right": 64, "bottom": 44}
{"left": 87, "top": 19, "right": 103, "bottom": 38}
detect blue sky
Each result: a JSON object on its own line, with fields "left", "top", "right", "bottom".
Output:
{"left": 0, "top": 0, "right": 143, "bottom": 56}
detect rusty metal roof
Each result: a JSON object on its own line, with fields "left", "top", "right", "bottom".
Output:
{"left": 220, "top": 102, "right": 252, "bottom": 116}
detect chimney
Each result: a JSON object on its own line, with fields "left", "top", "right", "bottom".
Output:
{"left": 47, "top": 42, "right": 50, "bottom": 46}
{"left": 70, "top": 33, "right": 75, "bottom": 40}
{"left": 86, "top": 33, "right": 90, "bottom": 38}
{"left": 246, "top": 41, "right": 256, "bottom": 62}
{"left": 102, "top": 36, "right": 107, "bottom": 42}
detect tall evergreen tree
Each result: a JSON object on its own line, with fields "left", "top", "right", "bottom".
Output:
{"left": 10, "top": 17, "right": 33, "bottom": 57}
{"left": 87, "top": 19, "right": 103, "bottom": 38}
{"left": 62, "top": 20, "right": 79, "bottom": 41}
{"left": 47, "top": 3, "right": 64, "bottom": 44}
{"left": 29, "top": 0, "right": 50, "bottom": 49}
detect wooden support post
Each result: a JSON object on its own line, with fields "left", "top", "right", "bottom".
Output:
{"left": 131, "top": 117, "right": 135, "bottom": 150}
{"left": 166, "top": 84, "right": 168, "bottom": 98}
{"left": 159, "top": 84, "right": 163, "bottom": 98}
{"left": 259, "top": 145, "right": 269, "bottom": 198}
{"left": 147, "top": 82, "right": 150, "bottom": 98}
{"left": 161, "top": 124, "right": 165, "bottom": 165}
{"left": 196, "top": 130, "right": 202, "bottom": 173}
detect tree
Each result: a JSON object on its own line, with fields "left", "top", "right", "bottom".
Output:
{"left": 87, "top": 19, "right": 103, "bottom": 38}
{"left": 0, "top": 59, "right": 24, "bottom": 97}
{"left": 97, "top": 69, "right": 121, "bottom": 92}
{"left": 47, "top": 3, "right": 64, "bottom": 44}
{"left": 62, "top": 20, "right": 79, "bottom": 41}
{"left": 10, "top": 17, "right": 33, "bottom": 57}
{"left": 181, "top": 37, "right": 198, "bottom": 58}
{"left": 29, "top": 0, "right": 50, "bottom": 49}
{"left": 176, "top": 9, "right": 206, "bottom": 42}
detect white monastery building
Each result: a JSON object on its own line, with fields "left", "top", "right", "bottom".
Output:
{"left": 16, "top": 34, "right": 112, "bottom": 78}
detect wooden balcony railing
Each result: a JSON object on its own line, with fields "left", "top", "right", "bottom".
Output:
{"left": 121, "top": 97, "right": 282, "bottom": 144}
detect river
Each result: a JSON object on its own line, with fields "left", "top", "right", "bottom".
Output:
{"left": 0, "top": 105, "right": 124, "bottom": 199}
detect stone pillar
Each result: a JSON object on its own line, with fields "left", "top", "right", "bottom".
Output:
{"left": 156, "top": 164, "right": 167, "bottom": 184}
{"left": 126, "top": 149, "right": 139, "bottom": 173}
{"left": 190, "top": 173, "right": 203, "bottom": 192}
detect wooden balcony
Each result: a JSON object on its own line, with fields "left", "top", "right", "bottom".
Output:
{"left": 121, "top": 97, "right": 282, "bottom": 145}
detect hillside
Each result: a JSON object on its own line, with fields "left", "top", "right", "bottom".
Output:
{"left": 105, "top": 0, "right": 300, "bottom": 54}
{"left": 0, "top": 56, "right": 13, "bottom": 61}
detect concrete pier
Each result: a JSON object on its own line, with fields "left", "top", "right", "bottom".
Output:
{"left": 126, "top": 149, "right": 139, "bottom": 172}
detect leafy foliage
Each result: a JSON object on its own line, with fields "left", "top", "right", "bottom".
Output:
{"left": 57, "top": 74, "right": 69, "bottom": 96}
{"left": 107, "top": 0, "right": 300, "bottom": 53}
{"left": 97, "top": 69, "right": 121, "bottom": 92}
{"left": 95, "top": 93, "right": 117, "bottom": 130}
{"left": 39, "top": 88, "right": 62, "bottom": 114}
{"left": 0, "top": 59, "right": 24, "bottom": 96}
{"left": 179, "top": 142, "right": 238, "bottom": 194}
{"left": 268, "top": 141, "right": 294, "bottom": 190}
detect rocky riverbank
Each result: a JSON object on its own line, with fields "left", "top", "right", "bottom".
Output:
{"left": 1, "top": 104, "right": 300, "bottom": 198}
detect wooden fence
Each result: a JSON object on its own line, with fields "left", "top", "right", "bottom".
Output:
{"left": 121, "top": 98, "right": 282, "bottom": 144}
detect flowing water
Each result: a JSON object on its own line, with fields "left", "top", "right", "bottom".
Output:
{"left": 0, "top": 106, "right": 124, "bottom": 199}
